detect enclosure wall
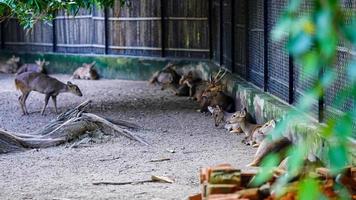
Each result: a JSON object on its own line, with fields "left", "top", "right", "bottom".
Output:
{"left": 1, "top": 0, "right": 355, "bottom": 127}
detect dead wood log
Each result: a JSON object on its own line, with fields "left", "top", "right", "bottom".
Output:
{"left": 0, "top": 100, "right": 148, "bottom": 154}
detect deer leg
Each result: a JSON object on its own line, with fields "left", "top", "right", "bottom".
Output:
{"left": 22, "top": 92, "right": 30, "bottom": 115}
{"left": 41, "top": 94, "right": 50, "bottom": 115}
{"left": 51, "top": 95, "right": 58, "bottom": 114}
{"left": 18, "top": 94, "right": 26, "bottom": 115}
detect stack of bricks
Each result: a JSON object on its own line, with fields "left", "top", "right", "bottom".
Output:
{"left": 189, "top": 164, "right": 259, "bottom": 200}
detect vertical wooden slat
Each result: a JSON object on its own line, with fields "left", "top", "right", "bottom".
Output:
{"left": 104, "top": 7, "right": 109, "bottom": 54}
{"left": 53, "top": 15, "right": 57, "bottom": 52}
{"left": 161, "top": 0, "right": 166, "bottom": 57}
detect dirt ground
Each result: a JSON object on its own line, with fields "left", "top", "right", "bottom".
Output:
{"left": 0, "top": 73, "right": 256, "bottom": 200}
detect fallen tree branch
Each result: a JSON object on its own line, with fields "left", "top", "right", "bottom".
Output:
{"left": 0, "top": 100, "right": 148, "bottom": 154}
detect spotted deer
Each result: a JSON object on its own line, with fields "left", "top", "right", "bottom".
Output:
{"left": 15, "top": 72, "right": 83, "bottom": 115}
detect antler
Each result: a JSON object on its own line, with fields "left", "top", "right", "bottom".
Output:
{"left": 213, "top": 68, "right": 227, "bottom": 83}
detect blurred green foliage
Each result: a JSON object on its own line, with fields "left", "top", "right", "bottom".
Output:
{"left": 266, "top": 0, "right": 355, "bottom": 199}
{"left": 0, "top": 0, "right": 127, "bottom": 29}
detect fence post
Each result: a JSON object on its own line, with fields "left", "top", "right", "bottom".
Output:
{"left": 263, "top": 0, "right": 268, "bottom": 92}
{"left": 318, "top": 68, "right": 325, "bottom": 122}
{"left": 288, "top": 56, "right": 294, "bottom": 104}
{"left": 209, "top": 0, "right": 213, "bottom": 60}
{"left": 231, "top": 0, "right": 235, "bottom": 72}
{"left": 160, "top": 0, "right": 166, "bottom": 57}
{"left": 104, "top": 7, "right": 109, "bottom": 54}
{"left": 219, "top": 0, "right": 224, "bottom": 66}
{"left": 0, "top": 21, "right": 4, "bottom": 49}
{"left": 245, "top": 0, "right": 250, "bottom": 80}
{"left": 52, "top": 13, "right": 57, "bottom": 52}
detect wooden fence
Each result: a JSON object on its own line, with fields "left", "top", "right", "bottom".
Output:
{"left": 0, "top": 0, "right": 209, "bottom": 58}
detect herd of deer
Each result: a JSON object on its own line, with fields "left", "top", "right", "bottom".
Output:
{"left": 149, "top": 63, "right": 291, "bottom": 169}
{"left": 0, "top": 56, "right": 292, "bottom": 168}
{"left": 0, "top": 55, "right": 99, "bottom": 115}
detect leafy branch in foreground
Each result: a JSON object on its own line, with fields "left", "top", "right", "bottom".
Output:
{"left": 257, "top": 0, "right": 355, "bottom": 198}
{"left": 0, "top": 0, "right": 128, "bottom": 29}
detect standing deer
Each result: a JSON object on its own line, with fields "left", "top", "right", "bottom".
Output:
{"left": 15, "top": 72, "right": 83, "bottom": 115}
{"left": 0, "top": 55, "right": 20, "bottom": 73}
{"left": 16, "top": 59, "right": 48, "bottom": 75}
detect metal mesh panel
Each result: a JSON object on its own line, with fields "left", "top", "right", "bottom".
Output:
{"left": 247, "top": 0, "right": 264, "bottom": 88}
{"left": 233, "top": 0, "right": 247, "bottom": 78}
{"left": 292, "top": 0, "right": 319, "bottom": 118}
{"left": 325, "top": 0, "right": 355, "bottom": 134}
{"left": 222, "top": 0, "right": 232, "bottom": 70}
{"left": 267, "top": 0, "right": 289, "bottom": 102}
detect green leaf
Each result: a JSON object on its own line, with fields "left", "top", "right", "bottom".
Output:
{"left": 328, "top": 144, "right": 349, "bottom": 174}
{"left": 288, "top": 31, "right": 313, "bottom": 56}
{"left": 250, "top": 154, "right": 279, "bottom": 187}
{"left": 298, "top": 178, "right": 320, "bottom": 200}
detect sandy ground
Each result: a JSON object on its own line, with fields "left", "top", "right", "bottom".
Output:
{"left": 0, "top": 73, "right": 256, "bottom": 200}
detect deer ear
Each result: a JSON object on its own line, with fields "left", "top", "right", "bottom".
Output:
{"left": 35, "top": 60, "right": 40, "bottom": 65}
{"left": 270, "top": 120, "right": 276, "bottom": 127}
{"left": 240, "top": 109, "right": 246, "bottom": 117}
{"left": 208, "top": 106, "right": 214, "bottom": 114}
{"left": 90, "top": 61, "right": 96, "bottom": 66}
{"left": 15, "top": 57, "right": 20, "bottom": 62}
{"left": 45, "top": 61, "right": 50, "bottom": 65}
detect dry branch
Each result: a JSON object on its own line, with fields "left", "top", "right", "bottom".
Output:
{"left": 0, "top": 100, "right": 148, "bottom": 154}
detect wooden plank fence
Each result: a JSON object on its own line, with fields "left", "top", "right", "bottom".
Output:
{"left": 0, "top": 0, "right": 209, "bottom": 58}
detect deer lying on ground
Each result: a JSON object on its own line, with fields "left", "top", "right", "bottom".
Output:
{"left": 199, "top": 90, "right": 235, "bottom": 113}
{"left": 251, "top": 119, "right": 276, "bottom": 147}
{"left": 227, "top": 108, "right": 262, "bottom": 145}
{"left": 208, "top": 106, "right": 256, "bottom": 134}
{"left": 179, "top": 68, "right": 227, "bottom": 103}
{"left": 247, "top": 136, "right": 292, "bottom": 167}
{"left": 16, "top": 59, "right": 48, "bottom": 75}
{"left": 179, "top": 71, "right": 203, "bottom": 97}
{"left": 0, "top": 55, "right": 20, "bottom": 73}
{"left": 149, "top": 63, "right": 189, "bottom": 96}
{"left": 72, "top": 61, "right": 99, "bottom": 80}
{"left": 15, "top": 72, "right": 83, "bottom": 115}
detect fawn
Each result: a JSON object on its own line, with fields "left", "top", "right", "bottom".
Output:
{"left": 15, "top": 72, "right": 82, "bottom": 115}
{"left": 0, "top": 55, "right": 20, "bottom": 73}
{"left": 227, "top": 108, "right": 262, "bottom": 145}
{"left": 251, "top": 119, "right": 276, "bottom": 147}
{"left": 72, "top": 61, "right": 99, "bottom": 80}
